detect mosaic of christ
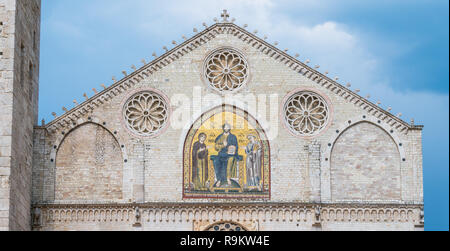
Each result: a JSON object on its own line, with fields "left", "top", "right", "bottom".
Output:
{"left": 183, "top": 108, "right": 270, "bottom": 199}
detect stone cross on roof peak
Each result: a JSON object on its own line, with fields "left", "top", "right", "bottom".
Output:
{"left": 221, "top": 10, "right": 230, "bottom": 22}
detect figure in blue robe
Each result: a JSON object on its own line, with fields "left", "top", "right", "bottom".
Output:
{"left": 212, "top": 123, "right": 241, "bottom": 187}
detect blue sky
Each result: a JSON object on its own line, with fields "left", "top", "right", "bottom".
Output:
{"left": 39, "top": 0, "right": 449, "bottom": 230}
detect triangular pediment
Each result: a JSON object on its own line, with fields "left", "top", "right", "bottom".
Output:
{"left": 42, "top": 20, "right": 417, "bottom": 134}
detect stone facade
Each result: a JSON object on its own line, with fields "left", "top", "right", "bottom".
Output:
{"left": 330, "top": 122, "right": 402, "bottom": 202}
{"left": 55, "top": 123, "right": 123, "bottom": 202}
{"left": 0, "top": 0, "right": 40, "bottom": 231}
{"left": 2, "top": 7, "right": 423, "bottom": 231}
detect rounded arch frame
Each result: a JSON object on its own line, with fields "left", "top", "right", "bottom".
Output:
{"left": 321, "top": 115, "right": 407, "bottom": 203}
{"left": 51, "top": 120, "right": 128, "bottom": 163}
{"left": 49, "top": 120, "right": 129, "bottom": 202}
{"left": 203, "top": 221, "right": 249, "bottom": 231}
{"left": 178, "top": 98, "right": 273, "bottom": 156}
{"left": 182, "top": 104, "right": 271, "bottom": 200}
{"left": 324, "top": 115, "right": 406, "bottom": 164}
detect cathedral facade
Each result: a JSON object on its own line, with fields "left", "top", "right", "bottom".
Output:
{"left": 1, "top": 2, "right": 424, "bottom": 231}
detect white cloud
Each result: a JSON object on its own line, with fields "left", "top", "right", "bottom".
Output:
{"left": 77, "top": 0, "right": 377, "bottom": 84}
{"left": 43, "top": 0, "right": 448, "bottom": 126}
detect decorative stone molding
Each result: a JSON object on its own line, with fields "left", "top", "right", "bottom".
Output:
{"left": 32, "top": 203, "right": 423, "bottom": 230}
{"left": 196, "top": 220, "right": 257, "bottom": 231}
{"left": 133, "top": 207, "right": 142, "bottom": 227}
{"left": 415, "top": 207, "right": 425, "bottom": 229}
{"left": 32, "top": 207, "right": 42, "bottom": 228}
{"left": 41, "top": 23, "right": 417, "bottom": 136}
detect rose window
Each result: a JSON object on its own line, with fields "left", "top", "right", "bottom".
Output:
{"left": 284, "top": 91, "right": 330, "bottom": 136}
{"left": 123, "top": 91, "right": 169, "bottom": 137}
{"left": 206, "top": 222, "right": 246, "bottom": 231}
{"left": 204, "top": 48, "right": 249, "bottom": 92}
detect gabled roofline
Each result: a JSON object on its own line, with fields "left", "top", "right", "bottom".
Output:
{"left": 221, "top": 24, "right": 415, "bottom": 131}
{"left": 43, "top": 22, "right": 418, "bottom": 134}
{"left": 44, "top": 23, "right": 219, "bottom": 130}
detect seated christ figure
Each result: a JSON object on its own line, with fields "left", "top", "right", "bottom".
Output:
{"left": 213, "top": 123, "right": 240, "bottom": 187}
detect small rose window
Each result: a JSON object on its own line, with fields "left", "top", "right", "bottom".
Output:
{"left": 123, "top": 91, "right": 169, "bottom": 137}
{"left": 284, "top": 91, "right": 330, "bottom": 136}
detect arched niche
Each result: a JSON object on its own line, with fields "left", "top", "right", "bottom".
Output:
{"left": 204, "top": 221, "right": 248, "bottom": 231}
{"left": 55, "top": 122, "right": 123, "bottom": 201}
{"left": 183, "top": 105, "right": 271, "bottom": 200}
{"left": 330, "top": 121, "right": 402, "bottom": 202}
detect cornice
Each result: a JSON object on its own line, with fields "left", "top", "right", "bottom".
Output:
{"left": 33, "top": 202, "right": 423, "bottom": 210}
{"left": 32, "top": 202, "right": 423, "bottom": 229}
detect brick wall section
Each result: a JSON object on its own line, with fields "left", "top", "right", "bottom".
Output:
{"left": 306, "top": 142, "right": 321, "bottom": 202}
{"left": 55, "top": 123, "right": 123, "bottom": 202}
{"left": 330, "top": 122, "right": 402, "bottom": 202}
{"left": 406, "top": 129, "right": 424, "bottom": 202}
{"left": 0, "top": 0, "right": 40, "bottom": 230}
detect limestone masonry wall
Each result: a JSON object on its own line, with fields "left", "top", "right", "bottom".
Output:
{"left": 0, "top": 0, "right": 41, "bottom": 231}
{"left": 331, "top": 122, "right": 401, "bottom": 202}
{"left": 55, "top": 123, "right": 123, "bottom": 202}
{"left": 30, "top": 26, "right": 424, "bottom": 231}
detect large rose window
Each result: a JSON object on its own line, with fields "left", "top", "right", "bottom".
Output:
{"left": 123, "top": 91, "right": 169, "bottom": 137}
{"left": 204, "top": 48, "right": 249, "bottom": 92}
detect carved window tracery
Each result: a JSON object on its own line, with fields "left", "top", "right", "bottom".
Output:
{"left": 204, "top": 48, "right": 249, "bottom": 92}
{"left": 284, "top": 91, "right": 330, "bottom": 136}
{"left": 123, "top": 91, "right": 169, "bottom": 137}
{"left": 206, "top": 222, "right": 247, "bottom": 231}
